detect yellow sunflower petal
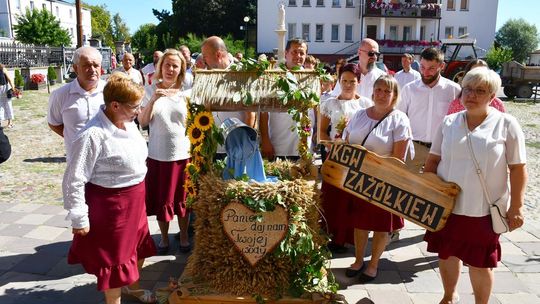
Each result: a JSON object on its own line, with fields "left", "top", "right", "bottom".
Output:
{"left": 194, "top": 111, "right": 214, "bottom": 131}
{"left": 187, "top": 124, "right": 205, "bottom": 144}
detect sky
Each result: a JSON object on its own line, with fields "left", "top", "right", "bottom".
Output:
{"left": 81, "top": 0, "right": 540, "bottom": 35}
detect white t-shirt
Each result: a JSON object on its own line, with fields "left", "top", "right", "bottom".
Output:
{"left": 344, "top": 109, "right": 412, "bottom": 157}
{"left": 397, "top": 76, "right": 461, "bottom": 143}
{"left": 320, "top": 96, "right": 373, "bottom": 138}
{"left": 114, "top": 67, "right": 143, "bottom": 85}
{"left": 268, "top": 112, "right": 302, "bottom": 157}
{"left": 430, "top": 110, "right": 527, "bottom": 217}
{"left": 394, "top": 69, "right": 421, "bottom": 89}
{"left": 62, "top": 107, "right": 148, "bottom": 228}
{"left": 47, "top": 79, "right": 106, "bottom": 160}
{"left": 142, "top": 85, "right": 190, "bottom": 161}
{"left": 331, "top": 67, "right": 386, "bottom": 99}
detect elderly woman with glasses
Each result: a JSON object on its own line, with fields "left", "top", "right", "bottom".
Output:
{"left": 423, "top": 67, "right": 527, "bottom": 304}
{"left": 63, "top": 73, "right": 156, "bottom": 303}
{"left": 138, "top": 48, "right": 192, "bottom": 255}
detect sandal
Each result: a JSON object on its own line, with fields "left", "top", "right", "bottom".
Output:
{"left": 121, "top": 286, "right": 157, "bottom": 303}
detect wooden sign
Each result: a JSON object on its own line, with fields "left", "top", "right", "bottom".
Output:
{"left": 221, "top": 202, "right": 289, "bottom": 266}
{"left": 321, "top": 143, "right": 460, "bottom": 232}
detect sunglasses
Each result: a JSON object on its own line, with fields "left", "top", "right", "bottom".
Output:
{"left": 359, "top": 49, "right": 380, "bottom": 57}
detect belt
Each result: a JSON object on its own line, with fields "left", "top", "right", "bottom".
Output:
{"left": 413, "top": 140, "right": 432, "bottom": 148}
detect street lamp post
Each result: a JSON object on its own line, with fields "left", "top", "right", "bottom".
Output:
{"left": 243, "top": 16, "right": 250, "bottom": 58}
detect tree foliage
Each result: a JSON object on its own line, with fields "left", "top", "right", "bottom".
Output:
{"left": 485, "top": 46, "right": 513, "bottom": 71}
{"left": 13, "top": 8, "right": 71, "bottom": 46}
{"left": 131, "top": 24, "right": 158, "bottom": 62}
{"left": 111, "top": 13, "right": 130, "bottom": 42}
{"left": 84, "top": 3, "right": 113, "bottom": 47}
{"left": 495, "top": 18, "right": 540, "bottom": 63}
{"left": 176, "top": 33, "right": 255, "bottom": 59}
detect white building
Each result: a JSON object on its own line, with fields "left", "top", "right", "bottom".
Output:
{"left": 257, "top": 0, "right": 498, "bottom": 70}
{"left": 0, "top": 0, "right": 92, "bottom": 47}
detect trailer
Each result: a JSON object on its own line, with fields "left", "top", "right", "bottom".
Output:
{"left": 501, "top": 61, "right": 540, "bottom": 99}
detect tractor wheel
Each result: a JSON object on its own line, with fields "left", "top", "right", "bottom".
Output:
{"left": 517, "top": 85, "right": 533, "bottom": 99}
{"left": 451, "top": 70, "right": 466, "bottom": 84}
{"left": 503, "top": 86, "right": 516, "bottom": 99}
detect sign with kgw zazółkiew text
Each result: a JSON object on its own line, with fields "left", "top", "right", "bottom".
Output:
{"left": 221, "top": 201, "right": 289, "bottom": 266}
{"left": 321, "top": 143, "right": 460, "bottom": 232}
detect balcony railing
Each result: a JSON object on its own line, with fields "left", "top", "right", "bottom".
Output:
{"left": 378, "top": 39, "right": 441, "bottom": 54}
{"left": 364, "top": 1, "right": 441, "bottom": 19}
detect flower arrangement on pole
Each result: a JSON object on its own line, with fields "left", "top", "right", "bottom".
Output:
{"left": 30, "top": 73, "right": 46, "bottom": 84}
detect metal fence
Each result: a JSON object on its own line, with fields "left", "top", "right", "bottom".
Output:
{"left": 0, "top": 42, "right": 112, "bottom": 72}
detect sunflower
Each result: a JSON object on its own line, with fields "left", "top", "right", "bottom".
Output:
{"left": 193, "top": 111, "right": 213, "bottom": 131}
{"left": 184, "top": 179, "right": 197, "bottom": 197}
{"left": 187, "top": 124, "right": 205, "bottom": 144}
{"left": 192, "top": 143, "right": 203, "bottom": 153}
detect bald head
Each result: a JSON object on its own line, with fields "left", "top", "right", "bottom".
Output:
{"left": 357, "top": 38, "right": 380, "bottom": 73}
{"left": 201, "top": 36, "right": 230, "bottom": 69}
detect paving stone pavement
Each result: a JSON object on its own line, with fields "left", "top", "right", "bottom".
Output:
{"left": 0, "top": 202, "right": 539, "bottom": 303}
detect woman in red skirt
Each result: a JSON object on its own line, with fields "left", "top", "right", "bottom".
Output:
{"left": 342, "top": 75, "right": 413, "bottom": 282}
{"left": 424, "top": 68, "right": 527, "bottom": 304}
{"left": 63, "top": 73, "right": 156, "bottom": 303}
{"left": 138, "top": 49, "right": 191, "bottom": 254}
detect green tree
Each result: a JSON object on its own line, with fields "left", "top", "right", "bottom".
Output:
{"left": 131, "top": 24, "right": 158, "bottom": 63}
{"left": 111, "top": 13, "right": 130, "bottom": 42}
{"left": 176, "top": 33, "right": 255, "bottom": 59}
{"left": 84, "top": 3, "right": 113, "bottom": 47}
{"left": 13, "top": 8, "right": 71, "bottom": 46}
{"left": 485, "top": 46, "right": 513, "bottom": 71}
{"left": 495, "top": 18, "right": 540, "bottom": 63}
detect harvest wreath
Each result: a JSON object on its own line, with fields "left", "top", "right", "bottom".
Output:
{"left": 161, "top": 61, "right": 341, "bottom": 303}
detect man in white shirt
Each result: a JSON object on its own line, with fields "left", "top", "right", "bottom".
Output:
{"left": 394, "top": 53, "right": 421, "bottom": 89}
{"left": 331, "top": 38, "right": 385, "bottom": 99}
{"left": 141, "top": 50, "right": 163, "bottom": 85}
{"left": 114, "top": 52, "right": 144, "bottom": 85}
{"left": 48, "top": 46, "right": 106, "bottom": 161}
{"left": 398, "top": 47, "right": 461, "bottom": 172}
{"left": 260, "top": 38, "right": 308, "bottom": 160}
{"left": 201, "top": 36, "right": 254, "bottom": 158}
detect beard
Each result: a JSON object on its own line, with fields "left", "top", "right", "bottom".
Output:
{"left": 365, "top": 61, "right": 375, "bottom": 72}
{"left": 421, "top": 71, "right": 440, "bottom": 85}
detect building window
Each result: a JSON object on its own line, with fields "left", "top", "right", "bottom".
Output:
{"left": 332, "top": 0, "right": 340, "bottom": 7}
{"left": 445, "top": 26, "right": 453, "bottom": 38}
{"left": 403, "top": 26, "right": 411, "bottom": 41}
{"left": 316, "top": 0, "right": 325, "bottom": 6}
{"left": 460, "top": 0, "right": 468, "bottom": 10}
{"left": 345, "top": 24, "right": 353, "bottom": 42}
{"left": 56, "top": 6, "right": 59, "bottom": 16}
{"left": 289, "top": 0, "right": 297, "bottom": 6}
{"left": 70, "top": 9, "right": 73, "bottom": 18}
{"left": 288, "top": 23, "right": 297, "bottom": 40}
{"left": 42, "top": 3, "right": 47, "bottom": 10}
{"left": 447, "top": 0, "right": 455, "bottom": 10}
{"left": 302, "top": 23, "right": 310, "bottom": 41}
{"left": 315, "top": 24, "right": 324, "bottom": 41}
{"left": 29, "top": 1, "right": 34, "bottom": 10}
{"left": 303, "top": 0, "right": 311, "bottom": 7}
{"left": 346, "top": 0, "right": 354, "bottom": 7}
{"left": 70, "top": 28, "right": 74, "bottom": 36}
{"left": 331, "top": 24, "right": 339, "bottom": 41}
{"left": 458, "top": 26, "right": 467, "bottom": 37}
{"left": 389, "top": 26, "right": 398, "bottom": 40}
{"left": 16, "top": 0, "right": 21, "bottom": 10}
{"left": 420, "top": 26, "right": 426, "bottom": 40}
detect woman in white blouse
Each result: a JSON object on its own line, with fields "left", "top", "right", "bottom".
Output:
{"left": 342, "top": 75, "right": 413, "bottom": 282}
{"left": 320, "top": 63, "right": 372, "bottom": 254}
{"left": 424, "top": 67, "right": 527, "bottom": 304}
{"left": 138, "top": 49, "right": 191, "bottom": 255}
{"left": 63, "top": 73, "right": 156, "bottom": 304}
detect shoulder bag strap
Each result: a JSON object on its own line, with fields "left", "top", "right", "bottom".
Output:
{"left": 361, "top": 109, "right": 393, "bottom": 146}
{"left": 463, "top": 113, "right": 493, "bottom": 207}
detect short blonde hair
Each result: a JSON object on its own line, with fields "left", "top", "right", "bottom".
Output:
{"left": 461, "top": 67, "right": 501, "bottom": 95}
{"left": 373, "top": 75, "right": 400, "bottom": 108}
{"left": 153, "top": 48, "right": 186, "bottom": 89}
{"left": 104, "top": 72, "right": 144, "bottom": 105}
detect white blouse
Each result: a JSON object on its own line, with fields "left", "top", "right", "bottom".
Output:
{"left": 320, "top": 96, "right": 373, "bottom": 139}
{"left": 430, "top": 110, "right": 527, "bottom": 217}
{"left": 344, "top": 109, "right": 413, "bottom": 157}
{"left": 142, "top": 84, "right": 190, "bottom": 161}
{"left": 62, "top": 107, "right": 148, "bottom": 228}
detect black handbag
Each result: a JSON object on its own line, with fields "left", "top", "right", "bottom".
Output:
{"left": 0, "top": 126, "right": 11, "bottom": 164}
{"left": 6, "top": 88, "right": 14, "bottom": 99}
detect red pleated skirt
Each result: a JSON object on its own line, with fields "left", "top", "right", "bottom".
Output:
{"left": 145, "top": 158, "right": 189, "bottom": 222}
{"left": 321, "top": 182, "right": 354, "bottom": 245}
{"left": 424, "top": 214, "right": 501, "bottom": 268}
{"left": 348, "top": 193, "right": 404, "bottom": 232}
{"left": 67, "top": 182, "right": 157, "bottom": 291}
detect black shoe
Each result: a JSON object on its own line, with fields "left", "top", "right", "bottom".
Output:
{"left": 157, "top": 245, "right": 169, "bottom": 255}
{"left": 358, "top": 272, "right": 377, "bottom": 283}
{"left": 328, "top": 243, "right": 348, "bottom": 254}
{"left": 345, "top": 264, "right": 365, "bottom": 278}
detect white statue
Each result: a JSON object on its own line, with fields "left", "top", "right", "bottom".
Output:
{"left": 278, "top": 4, "right": 285, "bottom": 30}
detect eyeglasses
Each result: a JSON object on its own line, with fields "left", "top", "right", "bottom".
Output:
{"left": 462, "top": 87, "right": 489, "bottom": 96}
{"left": 359, "top": 49, "right": 380, "bottom": 57}
{"left": 124, "top": 102, "right": 142, "bottom": 111}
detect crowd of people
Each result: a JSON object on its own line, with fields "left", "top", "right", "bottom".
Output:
{"left": 34, "top": 35, "right": 527, "bottom": 304}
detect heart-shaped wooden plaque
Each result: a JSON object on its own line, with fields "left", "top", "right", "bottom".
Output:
{"left": 221, "top": 201, "right": 289, "bottom": 266}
